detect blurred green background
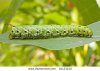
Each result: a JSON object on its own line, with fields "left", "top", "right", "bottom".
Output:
{"left": 0, "top": 0, "right": 100, "bottom": 66}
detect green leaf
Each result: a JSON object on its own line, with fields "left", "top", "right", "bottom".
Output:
{"left": 84, "top": 47, "right": 92, "bottom": 65}
{"left": 71, "top": 0, "right": 100, "bottom": 25}
{"left": 0, "top": 0, "right": 12, "bottom": 22}
{"left": 0, "top": 0, "right": 12, "bottom": 13}
{"left": 1, "top": 0, "right": 24, "bottom": 33}
{"left": 0, "top": 21, "right": 100, "bottom": 50}
{"left": 44, "top": 12, "right": 68, "bottom": 25}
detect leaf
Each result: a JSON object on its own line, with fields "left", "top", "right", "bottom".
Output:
{"left": 0, "top": 0, "right": 24, "bottom": 33}
{"left": 0, "top": 21, "right": 100, "bottom": 50}
{"left": 44, "top": 12, "right": 68, "bottom": 25}
{"left": 84, "top": 47, "right": 92, "bottom": 65}
{"left": 0, "top": 0, "right": 12, "bottom": 22}
{"left": 0, "top": 0, "right": 12, "bottom": 13}
{"left": 0, "top": 0, "right": 23, "bottom": 22}
{"left": 71, "top": 0, "right": 100, "bottom": 25}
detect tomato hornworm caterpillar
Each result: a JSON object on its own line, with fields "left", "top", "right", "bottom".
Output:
{"left": 9, "top": 24, "right": 93, "bottom": 39}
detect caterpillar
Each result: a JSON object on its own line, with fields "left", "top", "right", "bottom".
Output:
{"left": 9, "top": 24, "right": 93, "bottom": 39}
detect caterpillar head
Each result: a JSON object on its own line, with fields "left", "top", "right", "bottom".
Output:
{"left": 9, "top": 27, "right": 21, "bottom": 39}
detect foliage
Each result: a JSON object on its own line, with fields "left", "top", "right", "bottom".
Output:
{"left": 71, "top": 0, "right": 100, "bottom": 25}
{"left": 0, "top": 0, "right": 100, "bottom": 66}
{"left": 0, "top": 22, "right": 100, "bottom": 50}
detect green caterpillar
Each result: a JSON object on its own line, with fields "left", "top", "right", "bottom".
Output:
{"left": 9, "top": 24, "right": 93, "bottom": 39}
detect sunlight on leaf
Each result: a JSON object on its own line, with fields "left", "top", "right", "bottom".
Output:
{"left": 96, "top": 0, "right": 100, "bottom": 8}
